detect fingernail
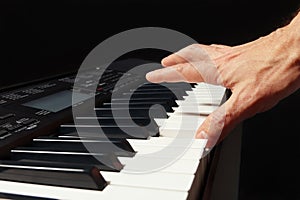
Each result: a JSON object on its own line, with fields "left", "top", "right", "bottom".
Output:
{"left": 146, "top": 71, "right": 155, "bottom": 76}
{"left": 161, "top": 58, "right": 167, "bottom": 66}
{"left": 202, "top": 147, "right": 211, "bottom": 158}
{"left": 204, "top": 147, "right": 211, "bottom": 152}
{"left": 145, "top": 71, "right": 155, "bottom": 80}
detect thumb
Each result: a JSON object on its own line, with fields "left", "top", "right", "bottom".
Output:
{"left": 196, "top": 93, "right": 238, "bottom": 152}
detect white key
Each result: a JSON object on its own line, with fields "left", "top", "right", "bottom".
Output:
{"left": 0, "top": 181, "right": 188, "bottom": 200}
{"left": 194, "top": 83, "right": 225, "bottom": 90}
{"left": 189, "top": 86, "right": 225, "bottom": 93}
{"left": 127, "top": 137, "right": 207, "bottom": 149}
{"left": 187, "top": 91, "right": 224, "bottom": 96}
{"left": 101, "top": 171, "right": 195, "bottom": 191}
{"left": 183, "top": 97, "right": 224, "bottom": 103}
{"left": 167, "top": 112, "right": 206, "bottom": 118}
{"left": 119, "top": 156, "right": 200, "bottom": 174}
{"left": 176, "top": 99, "right": 221, "bottom": 105}
{"left": 167, "top": 115, "right": 205, "bottom": 123}
{"left": 155, "top": 115, "right": 204, "bottom": 129}
{"left": 160, "top": 128, "right": 197, "bottom": 138}
{"left": 172, "top": 105, "right": 218, "bottom": 115}
{"left": 183, "top": 94, "right": 223, "bottom": 100}
{"left": 176, "top": 98, "right": 221, "bottom": 105}
{"left": 131, "top": 145, "right": 203, "bottom": 159}
{"left": 159, "top": 121, "right": 200, "bottom": 130}
{"left": 154, "top": 118, "right": 167, "bottom": 127}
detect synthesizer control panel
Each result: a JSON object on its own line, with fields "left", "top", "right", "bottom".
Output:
{"left": 0, "top": 61, "right": 144, "bottom": 158}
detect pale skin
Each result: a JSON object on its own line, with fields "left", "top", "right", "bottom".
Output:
{"left": 146, "top": 11, "right": 300, "bottom": 148}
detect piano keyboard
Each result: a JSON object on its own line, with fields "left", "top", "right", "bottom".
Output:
{"left": 0, "top": 67, "right": 226, "bottom": 200}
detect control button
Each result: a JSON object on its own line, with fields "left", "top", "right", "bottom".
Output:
{"left": 22, "top": 119, "right": 39, "bottom": 125}
{"left": 0, "top": 129, "right": 8, "bottom": 136}
{"left": 0, "top": 113, "right": 15, "bottom": 120}
{"left": 1, "top": 93, "right": 28, "bottom": 100}
{"left": 35, "top": 110, "right": 51, "bottom": 116}
{"left": 20, "top": 119, "right": 30, "bottom": 125}
{"left": 37, "top": 83, "right": 56, "bottom": 89}
{"left": 5, "top": 124, "right": 23, "bottom": 132}
{"left": 22, "top": 88, "right": 44, "bottom": 95}
{"left": 14, "top": 126, "right": 28, "bottom": 133}
{"left": 0, "top": 129, "right": 11, "bottom": 139}
{"left": 0, "top": 100, "right": 7, "bottom": 105}
{"left": 26, "top": 124, "right": 38, "bottom": 130}
{"left": 16, "top": 118, "right": 29, "bottom": 124}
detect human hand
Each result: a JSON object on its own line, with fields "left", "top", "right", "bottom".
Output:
{"left": 146, "top": 17, "right": 300, "bottom": 148}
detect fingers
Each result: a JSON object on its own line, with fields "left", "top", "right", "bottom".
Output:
{"left": 147, "top": 44, "right": 223, "bottom": 85}
{"left": 162, "top": 44, "right": 210, "bottom": 67}
{"left": 161, "top": 54, "right": 187, "bottom": 67}
{"left": 196, "top": 93, "right": 237, "bottom": 150}
{"left": 162, "top": 44, "right": 230, "bottom": 67}
{"left": 146, "top": 63, "right": 204, "bottom": 83}
{"left": 147, "top": 60, "right": 221, "bottom": 85}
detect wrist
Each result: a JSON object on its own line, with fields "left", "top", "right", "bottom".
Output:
{"left": 285, "top": 12, "right": 300, "bottom": 55}
{"left": 276, "top": 12, "right": 300, "bottom": 69}
{"left": 284, "top": 13, "right": 300, "bottom": 88}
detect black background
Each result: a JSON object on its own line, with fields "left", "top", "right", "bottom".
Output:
{"left": 0, "top": 0, "right": 300, "bottom": 199}
{"left": 0, "top": 0, "right": 299, "bottom": 88}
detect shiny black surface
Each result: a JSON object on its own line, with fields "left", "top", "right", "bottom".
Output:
{"left": 240, "top": 89, "right": 300, "bottom": 200}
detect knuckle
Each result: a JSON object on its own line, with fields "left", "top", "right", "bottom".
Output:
{"left": 189, "top": 43, "right": 199, "bottom": 49}
{"left": 175, "top": 65, "right": 184, "bottom": 73}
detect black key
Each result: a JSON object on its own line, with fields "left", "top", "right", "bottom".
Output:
{"left": 0, "top": 113, "right": 15, "bottom": 120}
{"left": 22, "top": 118, "right": 39, "bottom": 125}
{"left": 103, "top": 102, "right": 173, "bottom": 112}
{"left": 133, "top": 88, "right": 187, "bottom": 97}
{"left": 10, "top": 148, "right": 123, "bottom": 172}
{"left": 0, "top": 160, "right": 107, "bottom": 190}
{"left": 123, "top": 92, "right": 184, "bottom": 100}
{"left": 77, "top": 117, "right": 159, "bottom": 137}
{"left": 59, "top": 124, "right": 151, "bottom": 139}
{"left": 0, "top": 129, "right": 10, "bottom": 138}
{"left": 95, "top": 107, "right": 168, "bottom": 119}
{"left": 102, "top": 84, "right": 115, "bottom": 92}
{"left": 111, "top": 97, "right": 178, "bottom": 107}
{"left": 131, "top": 90, "right": 184, "bottom": 95}
{"left": 31, "top": 137, "right": 136, "bottom": 157}
{"left": 135, "top": 86, "right": 181, "bottom": 90}
{"left": 96, "top": 116, "right": 157, "bottom": 126}
{"left": 142, "top": 82, "right": 194, "bottom": 90}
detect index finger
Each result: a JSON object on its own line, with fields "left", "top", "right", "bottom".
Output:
{"left": 161, "top": 53, "right": 187, "bottom": 67}
{"left": 146, "top": 63, "right": 204, "bottom": 83}
{"left": 162, "top": 44, "right": 208, "bottom": 67}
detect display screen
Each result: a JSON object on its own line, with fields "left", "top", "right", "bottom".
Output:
{"left": 23, "top": 90, "right": 92, "bottom": 112}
